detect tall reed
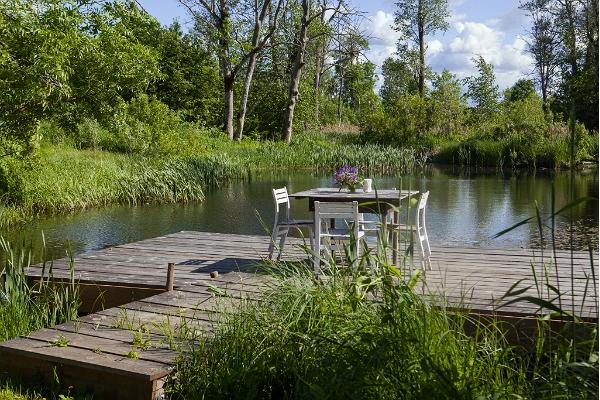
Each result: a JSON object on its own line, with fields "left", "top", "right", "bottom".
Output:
{"left": 0, "top": 237, "right": 80, "bottom": 342}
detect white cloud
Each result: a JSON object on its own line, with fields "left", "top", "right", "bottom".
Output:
{"left": 365, "top": 11, "right": 400, "bottom": 46}
{"left": 428, "top": 39, "right": 443, "bottom": 56}
{"left": 487, "top": 7, "right": 529, "bottom": 34}
{"left": 431, "top": 20, "right": 533, "bottom": 89}
{"left": 364, "top": 7, "right": 533, "bottom": 91}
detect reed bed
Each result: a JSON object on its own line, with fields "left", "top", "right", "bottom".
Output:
{"left": 0, "top": 238, "right": 82, "bottom": 399}
{"left": 0, "top": 134, "right": 422, "bottom": 227}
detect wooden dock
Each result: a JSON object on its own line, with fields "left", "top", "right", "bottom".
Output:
{"left": 0, "top": 231, "right": 597, "bottom": 399}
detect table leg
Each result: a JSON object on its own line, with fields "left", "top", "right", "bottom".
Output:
{"left": 392, "top": 210, "right": 398, "bottom": 266}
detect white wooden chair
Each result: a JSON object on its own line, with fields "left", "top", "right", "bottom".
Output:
{"left": 313, "top": 201, "right": 365, "bottom": 275}
{"left": 391, "top": 191, "right": 431, "bottom": 269}
{"left": 268, "top": 187, "right": 314, "bottom": 260}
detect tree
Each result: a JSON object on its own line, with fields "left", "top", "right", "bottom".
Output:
{"left": 0, "top": 0, "right": 81, "bottom": 157}
{"left": 151, "top": 22, "right": 222, "bottom": 125}
{"left": 429, "top": 69, "right": 466, "bottom": 136}
{"left": 235, "top": 0, "right": 283, "bottom": 141}
{"left": 393, "top": 0, "right": 449, "bottom": 97}
{"left": 0, "top": 0, "right": 160, "bottom": 157}
{"left": 504, "top": 79, "right": 537, "bottom": 102}
{"left": 179, "top": 0, "right": 282, "bottom": 140}
{"left": 520, "top": 0, "right": 560, "bottom": 109}
{"left": 464, "top": 56, "right": 499, "bottom": 120}
{"left": 379, "top": 57, "right": 419, "bottom": 106}
{"left": 282, "top": 0, "right": 347, "bottom": 143}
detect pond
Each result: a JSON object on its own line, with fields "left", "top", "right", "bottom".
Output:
{"left": 4, "top": 166, "right": 598, "bottom": 261}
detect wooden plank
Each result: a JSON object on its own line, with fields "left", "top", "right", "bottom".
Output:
{"left": 0, "top": 337, "right": 170, "bottom": 381}
{"left": 25, "top": 328, "right": 178, "bottom": 365}
{"left": 0, "top": 349, "right": 165, "bottom": 400}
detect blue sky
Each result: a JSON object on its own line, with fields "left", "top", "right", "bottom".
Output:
{"left": 139, "top": 0, "right": 532, "bottom": 90}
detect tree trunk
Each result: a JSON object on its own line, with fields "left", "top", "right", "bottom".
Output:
{"left": 314, "top": 9, "right": 326, "bottom": 126}
{"left": 283, "top": 0, "right": 310, "bottom": 144}
{"left": 314, "top": 52, "right": 322, "bottom": 125}
{"left": 223, "top": 72, "right": 235, "bottom": 140}
{"left": 541, "top": 73, "right": 549, "bottom": 113}
{"left": 337, "top": 69, "right": 343, "bottom": 125}
{"left": 417, "top": 0, "right": 425, "bottom": 97}
{"left": 235, "top": 53, "right": 258, "bottom": 142}
{"left": 217, "top": 1, "right": 235, "bottom": 140}
{"left": 563, "top": 0, "right": 579, "bottom": 76}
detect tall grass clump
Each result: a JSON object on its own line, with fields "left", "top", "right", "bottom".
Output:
{"left": 0, "top": 146, "right": 244, "bottom": 220}
{"left": 0, "top": 237, "right": 80, "bottom": 342}
{"left": 169, "top": 263, "right": 526, "bottom": 398}
{"left": 169, "top": 194, "right": 598, "bottom": 399}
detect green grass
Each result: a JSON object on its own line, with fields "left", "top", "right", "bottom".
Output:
{"left": 0, "top": 130, "right": 421, "bottom": 228}
{"left": 0, "top": 385, "right": 44, "bottom": 400}
{"left": 0, "top": 238, "right": 80, "bottom": 342}
{"left": 433, "top": 135, "right": 577, "bottom": 168}
{"left": 0, "top": 238, "right": 82, "bottom": 399}
{"left": 168, "top": 259, "right": 596, "bottom": 399}
{"left": 168, "top": 197, "right": 598, "bottom": 399}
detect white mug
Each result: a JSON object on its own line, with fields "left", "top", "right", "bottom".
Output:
{"left": 363, "top": 178, "right": 373, "bottom": 193}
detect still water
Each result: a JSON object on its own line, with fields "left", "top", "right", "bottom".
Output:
{"left": 4, "top": 166, "right": 598, "bottom": 261}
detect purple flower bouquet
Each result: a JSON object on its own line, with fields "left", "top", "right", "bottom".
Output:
{"left": 334, "top": 166, "right": 363, "bottom": 192}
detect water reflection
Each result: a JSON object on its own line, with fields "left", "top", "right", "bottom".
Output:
{"left": 3, "top": 167, "right": 598, "bottom": 261}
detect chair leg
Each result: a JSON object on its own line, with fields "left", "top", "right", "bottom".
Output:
{"left": 423, "top": 226, "right": 432, "bottom": 270}
{"left": 314, "top": 236, "right": 321, "bottom": 276}
{"left": 277, "top": 227, "right": 289, "bottom": 261}
{"left": 355, "top": 238, "right": 361, "bottom": 269}
{"left": 417, "top": 233, "right": 427, "bottom": 270}
{"left": 268, "top": 223, "right": 279, "bottom": 260}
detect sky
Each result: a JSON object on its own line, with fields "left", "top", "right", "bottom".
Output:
{"left": 138, "top": 0, "right": 533, "bottom": 91}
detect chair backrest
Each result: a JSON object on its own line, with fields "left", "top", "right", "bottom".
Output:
{"left": 417, "top": 191, "right": 429, "bottom": 211}
{"left": 416, "top": 191, "right": 429, "bottom": 229}
{"left": 272, "top": 187, "right": 291, "bottom": 222}
{"left": 314, "top": 201, "right": 359, "bottom": 220}
{"left": 314, "top": 201, "right": 360, "bottom": 237}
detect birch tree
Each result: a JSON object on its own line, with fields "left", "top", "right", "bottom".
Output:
{"left": 520, "top": 0, "right": 560, "bottom": 110}
{"left": 393, "top": 0, "right": 449, "bottom": 97}
{"left": 179, "top": 0, "right": 282, "bottom": 140}
{"left": 282, "top": 0, "right": 346, "bottom": 143}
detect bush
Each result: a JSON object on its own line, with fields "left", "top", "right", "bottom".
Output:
{"left": 103, "top": 95, "right": 185, "bottom": 154}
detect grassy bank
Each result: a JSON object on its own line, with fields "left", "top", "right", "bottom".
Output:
{"left": 0, "top": 131, "right": 420, "bottom": 228}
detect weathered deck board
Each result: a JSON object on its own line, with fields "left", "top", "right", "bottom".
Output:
{"left": 1, "top": 230, "right": 597, "bottom": 400}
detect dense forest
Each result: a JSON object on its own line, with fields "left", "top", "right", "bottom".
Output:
{"left": 0, "top": 0, "right": 598, "bottom": 224}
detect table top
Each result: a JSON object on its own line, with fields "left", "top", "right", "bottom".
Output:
{"left": 289, "top": 188, "right": 419, "bottom": 201}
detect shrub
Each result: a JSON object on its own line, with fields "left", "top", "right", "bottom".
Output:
{"left": 104, "top": 95, "right": 184, "bottom": 154}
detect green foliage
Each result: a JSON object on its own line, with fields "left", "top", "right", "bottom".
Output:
{"left": 104, "top": 95, "right": 187, "bottom": 154}
{"left": 0, "top": 130, "right": 424, "bottom": 227}
{"left": 0, "top": 0, "right": 161, "bottom": 155}
{"left": 429, "top": 70, "right": 467, "bottom": 137}
{"left": 169, "top": 242, "right": 598, "bottom": 399}
{"left": 374, "top": 94, "right": 428, "bottom": 143}
{"left": 504, "top": 78, "right": 537, "bottom": 102}
{"left": 0, "top": 0, "right": 81, "bottom": 157}
{"left": 170, "top": 268, "right": 520, "bottom": 398}
{"left": 464, "top": 56, "right": 500, "bottom": 121}
{"left": 380, "top": 57, "right": 419, "bottom": 105}
{"left": 0, "top": 238, "right": 80, "bottom": 342}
